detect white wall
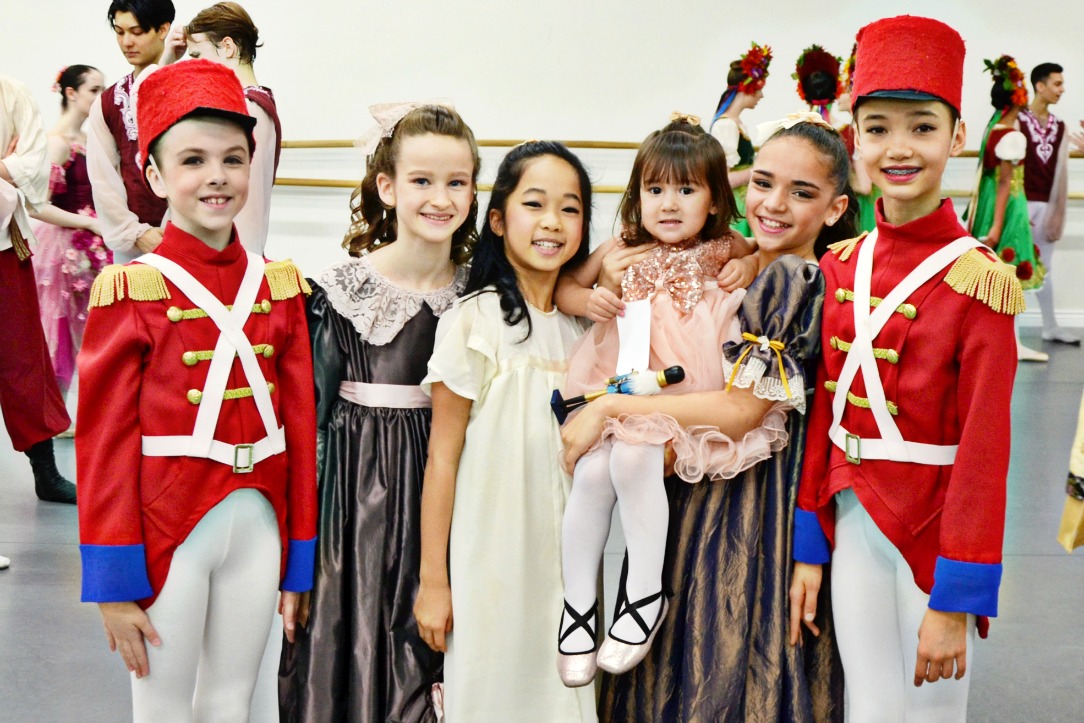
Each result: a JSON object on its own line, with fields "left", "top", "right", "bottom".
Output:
{"left": 4, "top": 0, "right": 1084, "bottom": 320}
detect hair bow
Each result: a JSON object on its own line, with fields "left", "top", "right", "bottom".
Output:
{"left": 669, "top": 111, "right": 702, "bottom": 127}
{"left": 354, "top": 98, "right": 455, "bottom": 157}
{"left": 755, "top": 111, "right": 835, "bottom": 146}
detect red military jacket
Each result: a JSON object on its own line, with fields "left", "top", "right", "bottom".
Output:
{"left": 76, "top": 223, "right": 317, "bottom": 607}
{"left": 794, "top": 199, "right": 1020, "bottom": 623}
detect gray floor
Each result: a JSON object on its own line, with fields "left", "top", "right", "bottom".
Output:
{"left": 2, "top": 331, "right": 1083, "bottom": 722}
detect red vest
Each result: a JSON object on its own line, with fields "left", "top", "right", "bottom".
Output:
{"left": 101, "top": 75, "right": 168, "bottom": 226}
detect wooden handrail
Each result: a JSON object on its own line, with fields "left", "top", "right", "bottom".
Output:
{"left": 280, "top": 138, "right": 1084, "bottom": 159}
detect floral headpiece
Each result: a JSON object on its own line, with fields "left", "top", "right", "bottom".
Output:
{"left": 983, "top": 55, "right": 1028, "bottom": 108}
{"left": 792, "top": 44, "right": 843, "bottom": 107}
{"left": 51, "top": 66, "right": 68, "bottom": 94}
{"left": 841, "top": 43, "right": 857, "bottom": 91}
{"left": 736, "top": 42, "right": 772, "bottom": 94}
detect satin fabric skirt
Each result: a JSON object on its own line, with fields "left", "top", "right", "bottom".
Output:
{"left": 279, "top": 398, "right": 441, "bottom": 722}
{"left": 599, "top": 407, "right": 844, "bottom": 722}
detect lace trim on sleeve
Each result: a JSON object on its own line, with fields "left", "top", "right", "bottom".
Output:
{"left": 722, "top": 356, "right": 807, "bottom": 414}
{"left": 316, "top": 256, "right": 466, "bottom": 345}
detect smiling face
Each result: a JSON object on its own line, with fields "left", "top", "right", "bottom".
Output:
{"left": 855, "top": 98, "right": 965, "bottom": 225}
{"left": 489, "top": 154, "right": 585, "bottom": 280}
{"left": 640, "top": 177, "right": 715, "bottom": 244}
{"left": 746, "top": 135, "right": 847, "bottom": 261}
{"left": 376, "top": 133, "right": 476, "bottom": 253}
{"left": 146, "top": 117, "right": 251, "bottom": 250}
{"left": 112, "top": 11, "right": 169, "bottom": 72}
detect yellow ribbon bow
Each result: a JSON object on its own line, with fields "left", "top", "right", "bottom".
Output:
{"left": 670, "top": 111, "right": 702, "bottom": 126}
{"left": 754, "top": 111, "right": 836, "bottom": 146}
{"left": 726, "top": 332, "right": 792, "bottom": 398}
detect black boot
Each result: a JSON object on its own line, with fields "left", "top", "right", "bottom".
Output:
{"left": 25, "top": 439, "right": 76, "bottom": 504}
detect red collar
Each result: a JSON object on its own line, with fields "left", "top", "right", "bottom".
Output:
{"left": 156, "top": 222, "right": 246, "bottom": 268}
{"left": 874, "top": 198, "right": 967, "bottom": 250}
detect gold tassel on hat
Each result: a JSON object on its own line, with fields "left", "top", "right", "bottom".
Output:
{"left": 264, "top": 260, "right": 312, "bottom": 300}
{"left": 944, "top": 248, "right": 1026, "bottom": 315}
{"left": 89, "top": 264, "right": 171, "bottom": 307}
{"left": 828, "top": 232, "right": 867, "bottom": 263}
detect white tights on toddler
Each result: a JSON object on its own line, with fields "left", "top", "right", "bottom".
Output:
{"left": 561, "top": 439, "right": 667, "bottom": 648}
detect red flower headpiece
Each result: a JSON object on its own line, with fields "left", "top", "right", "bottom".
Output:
{"left": 792, "top": 44, "right": 843, "bottom": 107}
{"left": 841, "top": 43, "right": 857, "bottom": 91}
{"left": 737, "top": 42, "right": 772, "bottom": 95}
{"left": 52, "top": 66, "right": 68, "bottom": 94}
{"left": 984, "top": 55, "right": 1029, "bottom": 109}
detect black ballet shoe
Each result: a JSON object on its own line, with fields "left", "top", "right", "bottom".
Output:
{"left": 557, "top": 599, "right": 599, "bottom": 687}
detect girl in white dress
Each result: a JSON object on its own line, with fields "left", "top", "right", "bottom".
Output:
{"left": 415, "top": 141, "right": 596, "bottom": 722}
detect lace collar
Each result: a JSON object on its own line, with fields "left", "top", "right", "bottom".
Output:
{"left": 317, "top": 255, "right": 467, "bottom": 345}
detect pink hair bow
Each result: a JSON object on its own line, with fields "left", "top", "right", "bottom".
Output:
{"left": 355, "top": 99, "right": 455, "bottom": 157}
{"left": 755, "top": 111, "right": 835, "bottom": 146}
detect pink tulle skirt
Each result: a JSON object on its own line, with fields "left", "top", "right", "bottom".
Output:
{"left": 31, "top": 219, "right": 111, "bottom": 388}
{"left": 566, "top": 286, "right": 787, "bottom": 482}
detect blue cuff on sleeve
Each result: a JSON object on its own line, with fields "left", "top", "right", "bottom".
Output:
{"left": 281, "top": 536, "right": 317, "bottom": 592}
{"left": 793, "top": 509, "right": 831, "bottom": 564}
{"left": 929, "top": 556, "right": 1002, "bottom": 617}
{"left": 80, "top": 544, "right": 154, "bottom": 603}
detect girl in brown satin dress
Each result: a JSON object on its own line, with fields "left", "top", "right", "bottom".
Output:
{"left": 278, "top": 104, "right": 479, "bottom": 723}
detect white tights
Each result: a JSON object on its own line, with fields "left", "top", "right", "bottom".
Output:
{"left": 1027, "top": 200, "right": 1059, "bottom": 332}
{"left": 831, "top": 489, "right": 976, "bottom": 723}
{"left": 132, "top": 488, "right": 281, "bottom": 723}
{"left": 561, "top": 440, "right": 667, "bottom": 648}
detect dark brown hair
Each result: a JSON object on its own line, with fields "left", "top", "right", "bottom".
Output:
{"left": 185, "top": 2, "right": 260, "bottom": 64}
{"left": 619, "top": 119, "right": 737, "bottom": 246}
{"left": 342, "top": 105, "right": 480, "bottom": 263}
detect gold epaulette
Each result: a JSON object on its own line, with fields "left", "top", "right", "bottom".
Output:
{"left": 264, "top": 260, "right": 312, "bottom": 300}
{"left": 88, "top": 264, "right": 171, "bottom": 307}
{"left": 944, "top": 248, "right": 1025, "bottom": 315}
{"left": 827, "top": 232, "right": 868, "bottom": 262}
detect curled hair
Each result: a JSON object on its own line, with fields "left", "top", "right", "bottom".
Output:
{"left": 107, "top": 0, "right": 175, "bottom": 30}
{"left": 990, "top": 83, "right": 1015, "bottom": 111}
{"left": 186, "top": 2, "right": 261, "bottom": 64}
{"left": 466, "top": 142, "right": 592, "bottom": 339}
{"left": 57, "top": 65, "right": 99, "bottom": 110}
{"left": 759, "top": 122, "right": 858, "bottom": 259}
{"left": 620, "top": 119, "right": 737, "bottom": 246}
{"left": 342, "top": 105, "right": 480, "bottom": 264}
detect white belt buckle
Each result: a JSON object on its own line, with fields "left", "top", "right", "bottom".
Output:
{"left": 844, "top": 433, "right": 861, "bottom": 465}
{"left": 233, "top": 443, "right": 255, "bottom": 473}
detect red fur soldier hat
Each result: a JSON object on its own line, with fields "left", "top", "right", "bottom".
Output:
{"left": 136, "top": 59, "right": 257, "bottom": 173}
{"left": 851, "top": 15, "right": 965, "bottom": 114}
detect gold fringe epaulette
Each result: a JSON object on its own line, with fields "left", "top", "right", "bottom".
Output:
{"left": 944, "top": 248, "right": 1025, "bottom": 315}
{"left": 264, "top": 260, "right": 312, "bottom": 300}
{"left": 827, "top": 232, "right": 868, "bottom": 262}
{"left": 88, "top": 264, "right": 171, "bottom": 307}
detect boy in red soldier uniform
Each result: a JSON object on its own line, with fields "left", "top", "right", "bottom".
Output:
{"left": 788, "top": 16, "right": 1020, "bottom": 721}
{"left": 76, "top": 59, "right": 316, "bottom": 721}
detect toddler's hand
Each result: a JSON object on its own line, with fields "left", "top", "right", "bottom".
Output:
{"left": 586, "top": 286, "right": 625, "bottom": 323}
{"left": 718, "top": 256, "right": 758, "bottom": 292}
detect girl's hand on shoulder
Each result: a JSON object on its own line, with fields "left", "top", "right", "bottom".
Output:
{"left": 98, "top": 601, "right": 161, "bottom": 678}
{"left": 599, "top": 241, "right": 657, "bottom": 296}
{"left": 414, "top": 582, "right": 454, "bottom": 652}
{"left": 717, "top": 255, "right": 758, "bottom": 292}
{"left": 585, "top": 286, "right": 625, "bottom": 323}
{"left": 787, "top": 562, "right": 822, "bottom": 646}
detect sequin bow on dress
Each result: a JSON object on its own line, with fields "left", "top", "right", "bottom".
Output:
{"left": 621, "top": 238, "right": 732, "bottom": 315}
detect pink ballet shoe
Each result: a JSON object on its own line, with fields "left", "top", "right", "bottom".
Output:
{"left": 557, "top": 600, "right": 599, "bottom": 687}
{"left": 596, "top": 590, "right": 668, "bottom": 675}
